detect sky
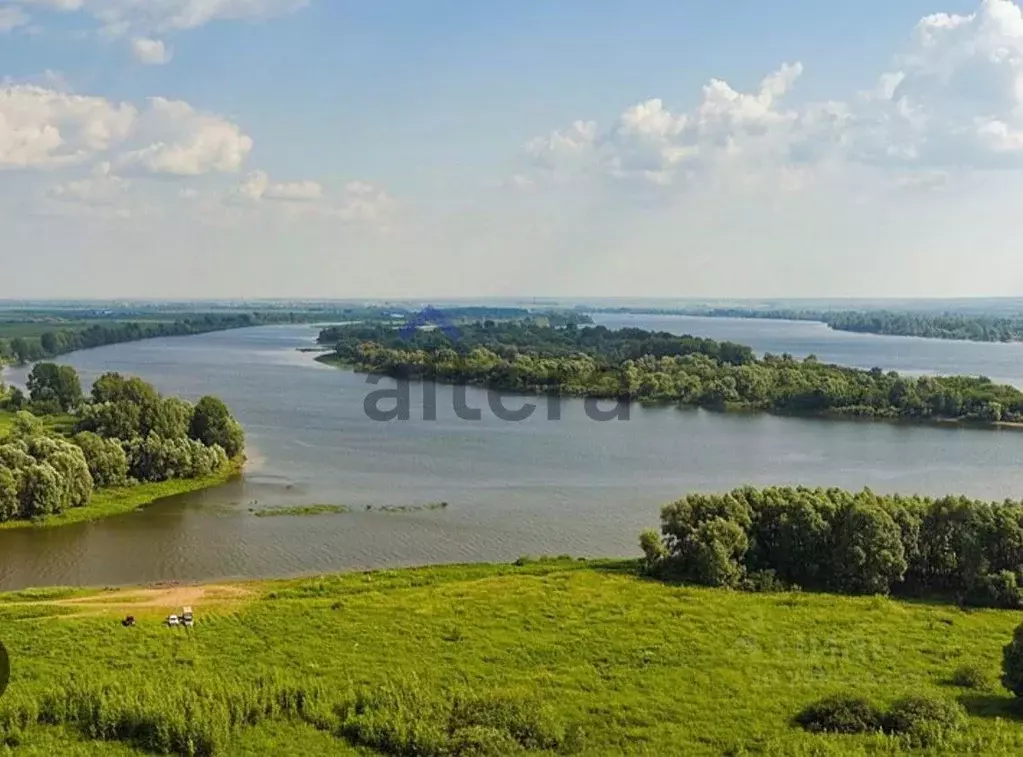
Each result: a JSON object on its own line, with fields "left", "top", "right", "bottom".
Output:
{"left": 2, "top": 0, "right": 1023, "bottom": 299}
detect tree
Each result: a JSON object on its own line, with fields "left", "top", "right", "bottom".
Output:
{"left": 0, "top": 468, "right": 18, "bottom": 522}
{"left": 76, "top": 401, "right": 143, "bottom": 441}
{"left": 9, "top": 411, "right": 44, "bottom": 440}
{"left": 19, "top": 463, "right": 64, "bottom": 518}
{"left": 148, "top": 397, "right": 193, "bottom": 440}
{"left": 3, "top": 387, "right": 26, "bottom": 411}
{"left": 73, "top": 432, "right": 129, "bottom": 488}
{"left": 25, "top": 436, "right": 93, "bottom": 509}
{"left": 189, "top": 396, "right": 244, "bottom": 458}
{"left": 829, "top": 501, "right": 907, "bottom": 595}
{"left": 658, "top": 493, "right": 752, "bottom": 586}
{"left": 26, "top": 363, "right": 83, "bottom": 412}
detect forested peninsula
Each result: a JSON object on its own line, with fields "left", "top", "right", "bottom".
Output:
{"left": 0, "top": 364, "right": 244, "bottom": 526}
{"left": 596, "top": 306, "right": 1023, "bottom": 343}
{"left": 318, "top": 320, "right": 1023, "bottom": 425}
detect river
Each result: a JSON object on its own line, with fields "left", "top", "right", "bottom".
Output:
{"left": 0, "top": 315, "right": 1021, "bottom": 590}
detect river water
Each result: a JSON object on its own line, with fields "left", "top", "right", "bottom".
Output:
{"left": 0, "top": 315, "right": 1022, "bottom": 590}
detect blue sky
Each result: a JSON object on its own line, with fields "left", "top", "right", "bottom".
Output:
{"left": 1, "top": 0, "right": 1021, "bottom": 298}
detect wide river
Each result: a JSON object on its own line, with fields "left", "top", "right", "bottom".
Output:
{"left": 1, "top": 314, "right": 1022, "bottom": 590}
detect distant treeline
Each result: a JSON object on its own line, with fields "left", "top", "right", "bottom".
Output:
{"left": 0, "top": 311, "right": 340, "bottom": 365}
{"left": 595, "top": 306, "right": 1023, "bottom": 343}
{"left": 640, "top": 485, "right": 1023, "bottom": 610}
{"left": 319, "top": 321, "right": 1023, "bottom": 425}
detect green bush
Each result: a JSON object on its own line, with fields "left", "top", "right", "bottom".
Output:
{"left": 638, "top": 529, "right": 668, "bottom": 574}
{"left": 882, "top": 695, "right": 966, "bottom": 747}
{"left": 964, "top": 571, "right": 1023, "bottom": 609}
{"left": 793, "top": 695, "right": 883, "bottom": 734}
{"left": 951, "top": 664, "right": 990, "bottom": 689}
{"left": 1003, "top": 622, "right": 1023, "bottom": 696}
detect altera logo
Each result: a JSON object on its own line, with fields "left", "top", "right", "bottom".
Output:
{"left": 398, "top": 306, "right": 461, "bottom": 341}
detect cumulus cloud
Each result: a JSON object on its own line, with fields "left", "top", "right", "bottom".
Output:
{"left": 0, "top": 84, "right": 137, "bottom": 169}
{"left": 0, "top": 84, "right": 252, "bottom": 176}
{"left": 131, "top": 37, "right": 172, "bottom": 65}
{"left": 117, "top": 97, "right": 253, "bottom": 175}
{"left": 524, "top": 62, "right": 805, "bottom": 185}
{"left": 525, "top": 120, "right": 598, "bottom": 170}
{"left": 521, "top": 0, "right": 1023, "bottom": 187}
{"left": 865, "top": 0, "right": 1023, "bottom": 167}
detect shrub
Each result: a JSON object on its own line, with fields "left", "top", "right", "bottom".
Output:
{"left": 639, "top": 529, "right": 668, "bottom": 574}
{"left": 882, "top": 695, "right": 966, "bottom": 747}
{"left": 1003, "top": 622, "right": 1023, "bottom": 696}
{"left": 793, "top": 695, "right": 883, "bottom": 734}
{"left": 951, "top": 664, "right": 990, "bottom": 690}
{"left": 741, "top": 569, "right": 797, "bottom": 593}
{"left": 964, "top": 571, "right": 1023, "bottom": 609}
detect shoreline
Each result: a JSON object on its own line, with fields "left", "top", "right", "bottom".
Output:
{"left": 316, "top": 354, "right": 1023, "bottom": 433}
{"left": 0, "top": 457, "right": 245, "bottom": 531}
{"left": 595, "top": 311, "right": 1023, "bottom": 345}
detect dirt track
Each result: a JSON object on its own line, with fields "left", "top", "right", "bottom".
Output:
{"left": 24, "top": 584, "right": 255, "bottom": 617}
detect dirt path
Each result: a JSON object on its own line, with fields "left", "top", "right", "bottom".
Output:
{"left": 22, "top": 583, "right": 256, "bottom": 618}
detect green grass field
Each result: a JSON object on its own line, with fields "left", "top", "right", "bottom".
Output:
{"left": 2, "top": 559, "right": 1023, "bottom": 755}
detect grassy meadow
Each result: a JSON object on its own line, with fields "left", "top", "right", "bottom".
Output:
{"left": 1, "top": 559, "right": 1023, "bottom": 755}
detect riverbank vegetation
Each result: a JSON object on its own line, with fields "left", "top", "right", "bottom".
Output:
{"left": 597, "top": 306, "right": 1023, "bottom": 343}
{"left": 4, "top": 559, "right": 1023, "bottom": 754}
{"left": 319, "top": 320, "right": 1023, "bottom": 425}
{"left": 640, "top": 485, "right": 1023, "bottom": 610}
{"left": 0, "top": 366, "right": 243, "bottom": 526}
{"left": 0, "top": 304, "right": 589, "bottom": 366}
{"left": 0, "top": 310, "right": 340, "bottom": 366}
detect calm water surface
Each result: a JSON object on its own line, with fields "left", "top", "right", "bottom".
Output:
{"left": 1, "top": 315, "right": 1022, "bottom": 590}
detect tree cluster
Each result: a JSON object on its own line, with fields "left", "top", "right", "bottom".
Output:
{"left": 0, "top": 367, "right": 243, "bottom": 523}
{"left": 0, "top": 429, "right": 93, "bottom": 520}
{"left": 640, "top": 486, "right": 1023, "bottom": 609}
{"left": 320, "top": 322, "right": 1023, "bottom": 424}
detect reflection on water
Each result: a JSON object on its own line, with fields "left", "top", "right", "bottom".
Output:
{"left": 1, "top": 317, "right": 1022, "bottom": 590}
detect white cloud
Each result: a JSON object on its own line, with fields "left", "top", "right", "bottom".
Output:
{"left": 525, "top": 120, "right": 598, "bottom": 170}
{"left": 0, "top": 84, "right": 137, "bottom": 169}
{"left": 522, "top": 0, "right": 1023, "bottom": 187}
{"left": 856, "top": 0, "right": 1023, "bottom": 167}
{"left": 12, "top": 0, "right": 308, "bottom": 60}
{"left": 48, "top": 161, "right": 129, "bottom": 204}
{"left": 335, "top": 181, "right": 394, "bottom": 222}
{"left": 0, "top": 6, "right": 29, "bottom": 32}
{"left": 118, "top": 97, "right": 253, "bottom": 175}
{"left": 238, "top": 169, "right": 322, "bottom": 201}
{"left": 523, "top": 62, "right": 805, "bottom": 186}
{"left": 0, "top": 84, "right": 252, "bottom": 176}
{"left": 131, "top": 37, "right": 172, "bottom": 65}
{"left": 14, "top": 0, "right": 307, "bottom": 34}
